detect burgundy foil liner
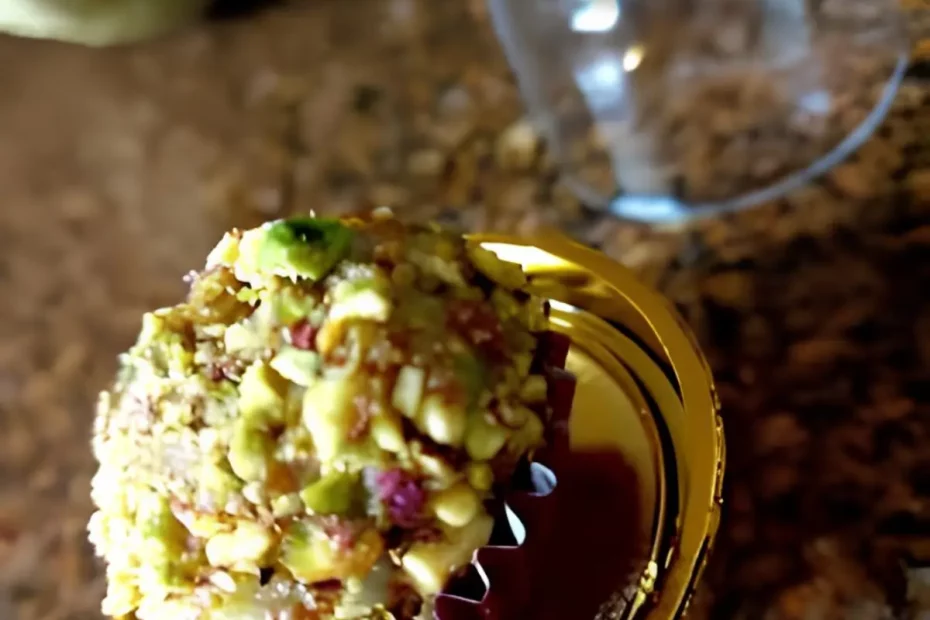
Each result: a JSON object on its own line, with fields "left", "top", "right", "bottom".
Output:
{"left": 434, "top": 332, "right": 577, "bottom": 620}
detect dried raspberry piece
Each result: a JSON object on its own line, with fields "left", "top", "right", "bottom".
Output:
{"left": 366, "top": 468, "right": 427, "bottom": 528}
{"left": 446, "top": 300, "right": 507, "bottom": 361}
{"left": 289, "top": 319, "right": 318, "bottom": 350}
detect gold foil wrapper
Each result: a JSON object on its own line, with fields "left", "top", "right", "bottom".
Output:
{"left": 471, "top": 232, "right": 725, "bottom": 619}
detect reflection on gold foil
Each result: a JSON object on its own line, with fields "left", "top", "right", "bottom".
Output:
{"left": 473, "top": 233, "right": 724, "bottom": 619}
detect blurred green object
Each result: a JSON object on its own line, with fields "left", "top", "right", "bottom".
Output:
{"left": 0, "top": 0, "right": 214, "bottom": 46}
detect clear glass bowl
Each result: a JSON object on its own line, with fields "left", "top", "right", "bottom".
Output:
{"left": 488, "top": 0, "right": 910, "bottom": 223}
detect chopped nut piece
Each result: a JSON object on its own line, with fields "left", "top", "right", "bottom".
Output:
{"left": 228, "top": 419, "right": 272, "bottom": 482}
{"left": 465, "top": 414, "right": 509, "bottom": 461}
{"left": 271, "top": 493, "right": 304, "bottom": 519}
{"left": 431, "top": 482, "right": 481, "bottom": 528}
{"left": 392, "top": 366, "right": 426, "bottom": 418}
{"left": 466, "top": 244, "right": 528, "bottom": 290}
{"left": 238, "top": 361, "right": 288, "bottom": 424}
{"left": 401, "top": 514, "right": 494, "bottom": 595}
{"left": 466, "top": 463, "right": 494, "bottom": 492}
{"left": 419, "top": 394, "right": 467, "bottom": 448}
{"left": 206, "top": 521, "right": 274, "bottom": 568}
{"left": 270, "top": 346, "right": 320, "bottom": 387}
{"left": 519, "top": 375, "right": 549, "bottom": 403}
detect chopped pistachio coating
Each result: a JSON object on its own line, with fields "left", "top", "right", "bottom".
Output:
{"left": 89, "top": 211, "right": 554, "bottom": 620}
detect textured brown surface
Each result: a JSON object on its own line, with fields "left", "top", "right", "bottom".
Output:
{"left": 0, "top": 1, "right": 929, "bottom": 619}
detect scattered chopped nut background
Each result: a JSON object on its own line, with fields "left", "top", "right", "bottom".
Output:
{"left": 0, "top": 1, "right": 928, "bottom": 618}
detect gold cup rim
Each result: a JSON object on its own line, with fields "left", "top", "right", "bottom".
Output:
{"left": 471, "top": 232, "right": 725, "bottom": 619}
